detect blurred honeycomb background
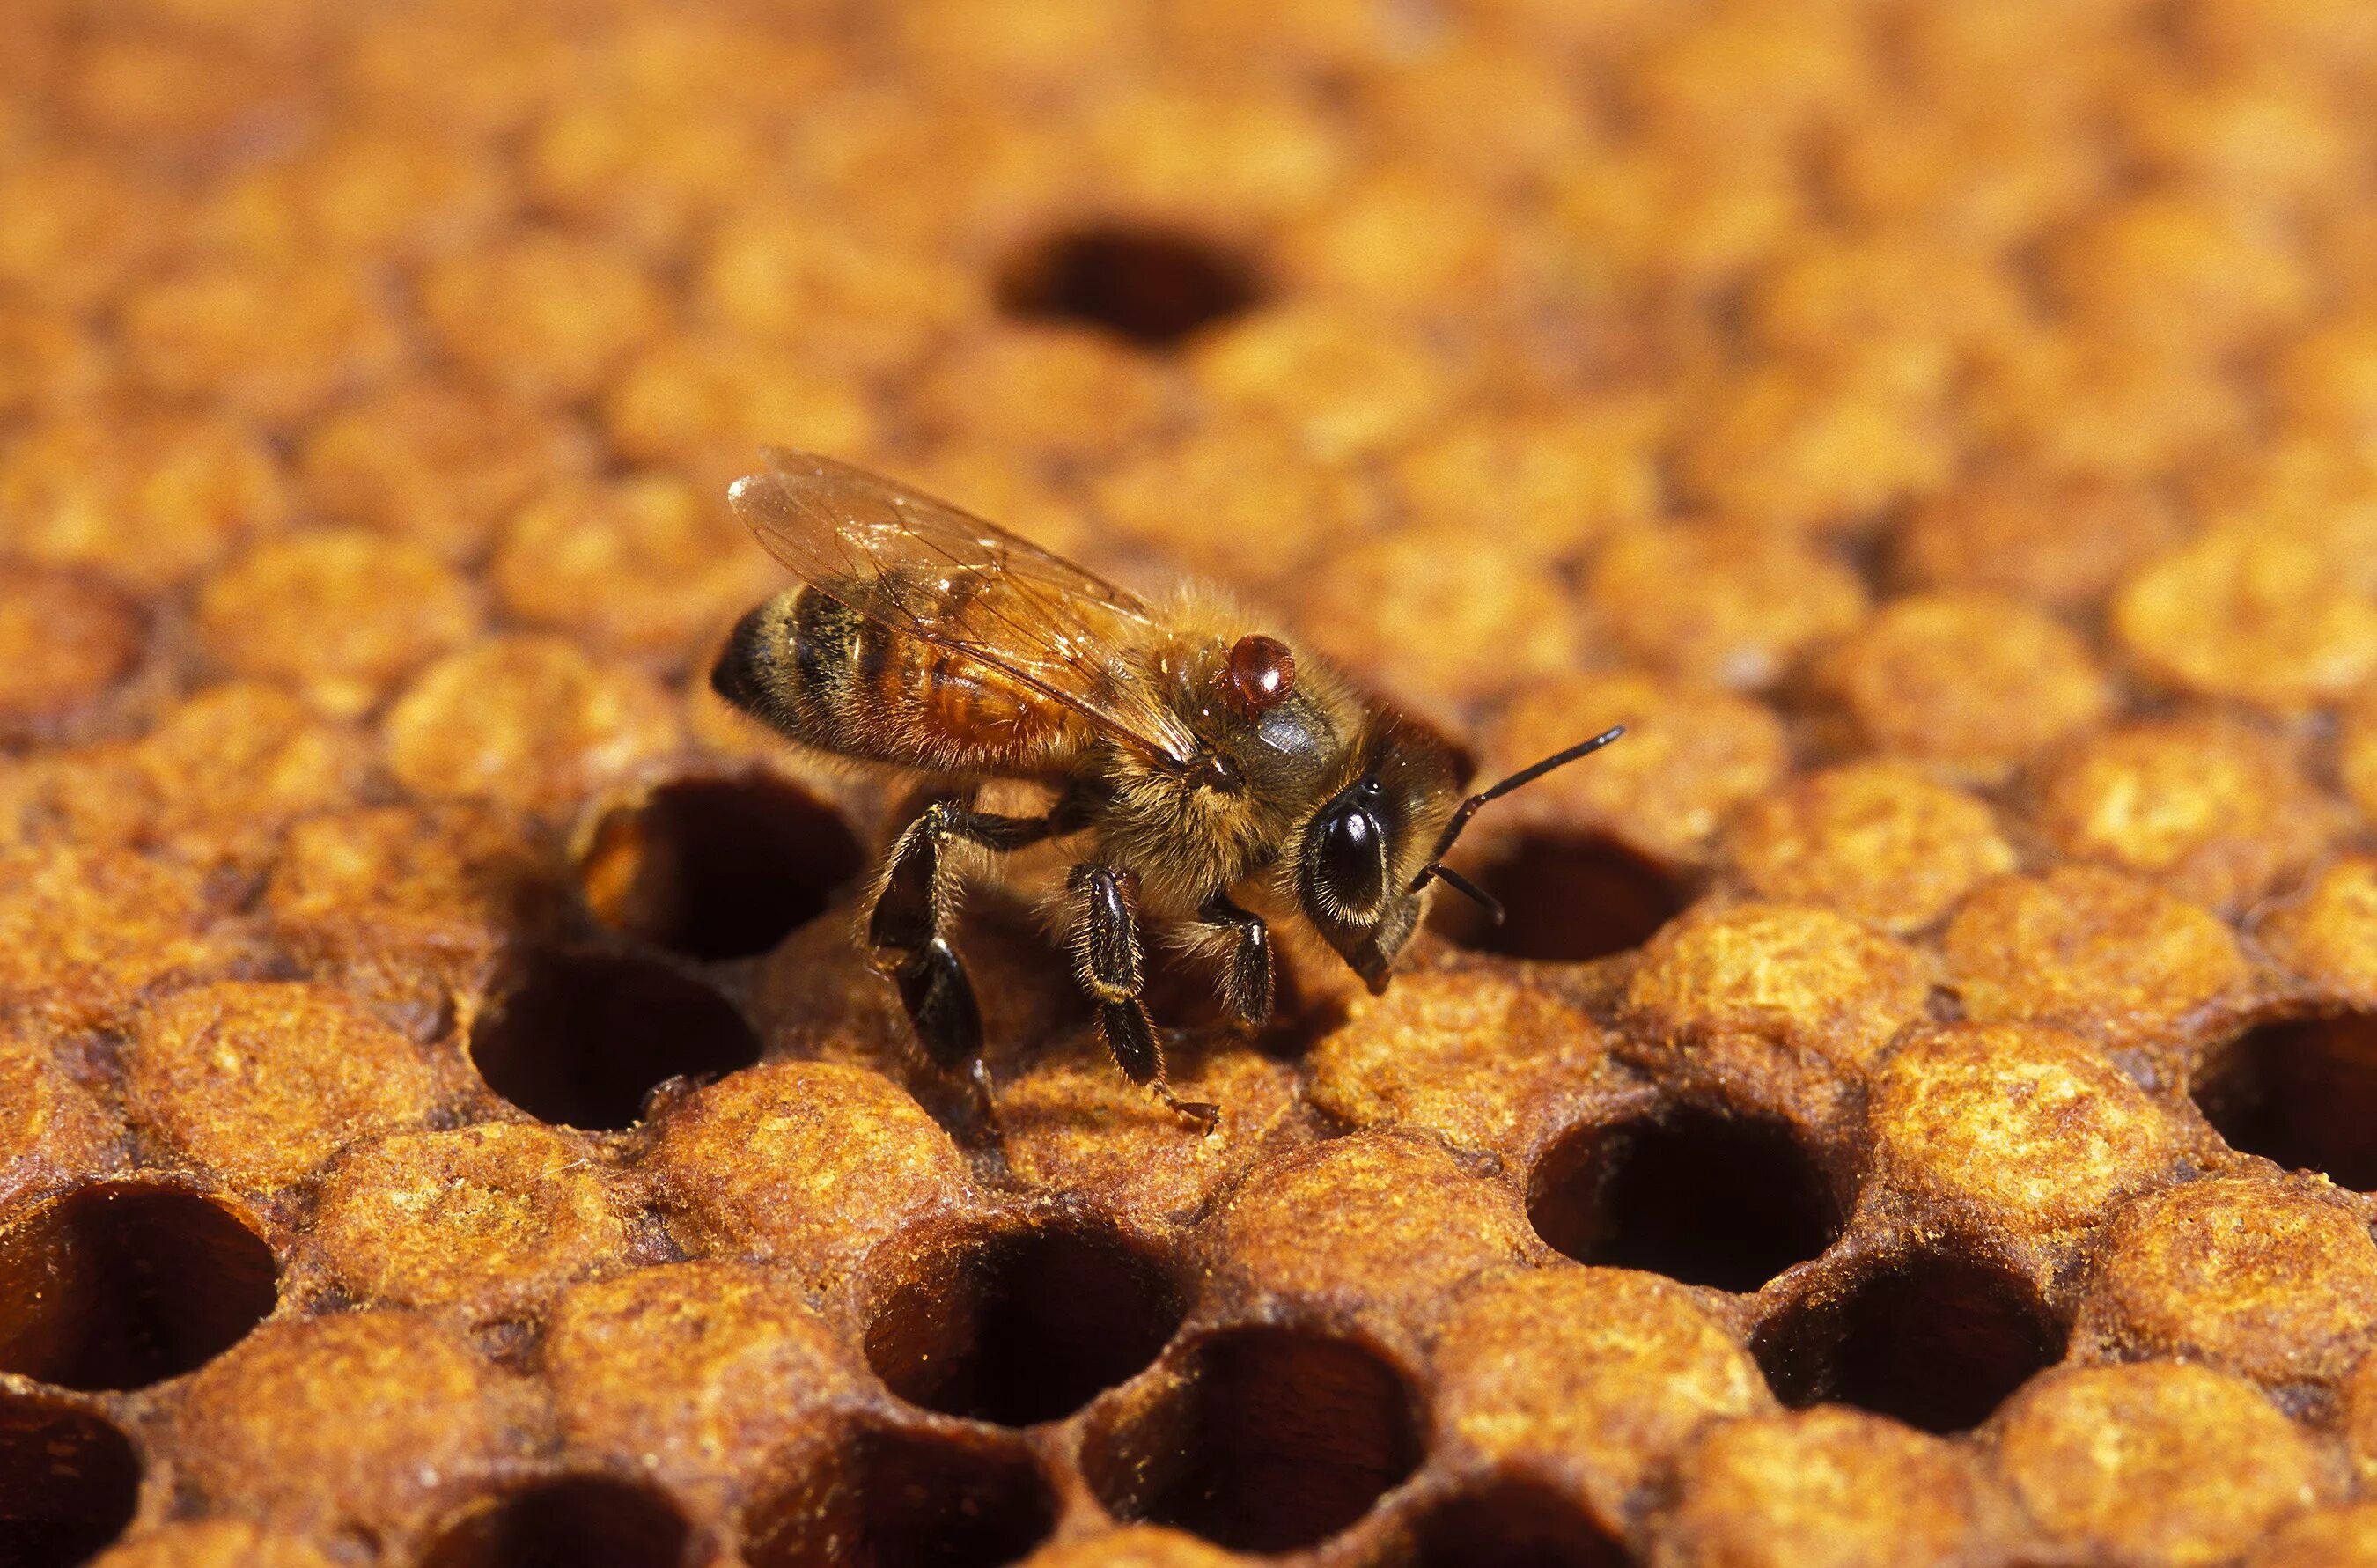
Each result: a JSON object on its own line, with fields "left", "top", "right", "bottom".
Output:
{"left": 7, "top": 0, "right": 2377, "bottom": 1564}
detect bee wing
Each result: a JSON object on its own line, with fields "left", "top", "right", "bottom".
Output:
{"left": 730, "top": 448, "right": 1202, "bottom": 768}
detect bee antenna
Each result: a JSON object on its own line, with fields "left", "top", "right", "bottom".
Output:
{"left": 1409, "top": 725, "right": 1625, "bottom": 898}
{"left": 1430, "top": 865, "right": 1507, "bottom": 925}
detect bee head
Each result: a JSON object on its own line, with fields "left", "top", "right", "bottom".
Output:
{"left": 1295, "top": 719, "right": 1625, "bottom": 992}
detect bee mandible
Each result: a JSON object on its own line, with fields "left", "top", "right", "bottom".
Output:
{"left": 710, "top": 449, "right": 1622, "bottom": 1130}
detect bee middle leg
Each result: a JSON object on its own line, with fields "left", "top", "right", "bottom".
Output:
{"left": 1069, "top": 863, "right": 1221, "bottom": 1131}
{"left": 870, "top": 799, "right": 1069, "bottom": 1116}
{"left": 1196, "top": 891, "right": 1274, "bottom": 1032}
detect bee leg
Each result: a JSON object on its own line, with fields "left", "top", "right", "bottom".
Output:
{"left": 1070, "top": 864, "right": 1222, "bottom": 1132}
{"left": 870, "top": 799, "right": 1072, "bottom": 1124}
{"left": 1196, "top": 891, "right": 1274, "bottom": 1032}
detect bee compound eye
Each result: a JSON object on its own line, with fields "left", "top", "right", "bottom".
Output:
{"left": 1315, "top": 801, "right": 1387, "bottom": 915}
{"left": 1225, "top": 635, "right": 1296, "bottom": 711}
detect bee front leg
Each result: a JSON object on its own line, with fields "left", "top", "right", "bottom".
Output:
{"left": 869, "top": 799, "right": 1069, "bottom": 1123}
{"left": 1069, "top": 863, "right": 1221, "bottom": 1132}
{"left": 1197, "top": 891, "right": 1274, "bottom": 1032}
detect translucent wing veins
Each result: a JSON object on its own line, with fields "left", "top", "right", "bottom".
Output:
{"left": 729, "top": 448, "right": 1201, "bottom": 768}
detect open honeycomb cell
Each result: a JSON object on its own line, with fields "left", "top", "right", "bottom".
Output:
{"left": 4, "top": 2, "right": 2377, "bottom": 1565}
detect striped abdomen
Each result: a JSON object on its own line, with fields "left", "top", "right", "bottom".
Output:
{"left": 710, "top": 584, "right": 1091, "bottom": 776}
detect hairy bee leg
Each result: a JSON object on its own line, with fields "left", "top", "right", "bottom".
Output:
{"left": 869, "top": 800, "right": 1070, "bottom": 1117}
{"left": 1196, "top": 891, "right": 1274, "bottom": 1032}
{"left": 1069, "top": 864, "right": 1221, "bottom": 1130}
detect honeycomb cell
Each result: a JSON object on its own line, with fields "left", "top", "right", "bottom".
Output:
{"left": 0, "top": 1395, "right": 140, "bottom": 1568}
{"left": 0, "top": 845, "right": 241, "bottom": 1019}
{"left": 88, "top": 1521, "right": 341, "bottom": 1568}
{"left": 1586, "top": 524, "right": 1868, "bottom": 690}
{"left": 0, "top": 1180, "right": 276, "bottom": 1391}
{"left": 383, "top": 636, "right": 684, "bottom": 817}
{"left": 1728, "top": 761, "right": 2015, "bottom": 933}
{"left": 173, "top": 1310, "right": 542, "bottom": 1535}
{"left": 1308, "top": 965, "right": 1610, "bottom": 1155}
{"left": 1017, "top": 1528, "right": 1239, "bottom": 1568}
{"left": 311, "top": 1123, "right": 630, "bottom": 1314}
{"left": 1299, "top": 530, "right": 1584, "bottom": 707}
{"left": 1482, "top": 672, "right": 1789, "bottom": 863}
{"left": 693, "top": 212, "right": 977, "bottom": 376}
{"left": 1527, "top": 1102, "right": 1843, "bottom": 1292}
{"left": 1432, "top": 1266, "right": 1769, "bottom": 1523}
{"left": 2077, "top": 1176, "right": 2377, "bottom": 1392}
{"left": 909, "top": 326, "right": 1177, "bottom": 463}
{"left": 1753, "top": 1248, "right": 2065, "bottom": 1433}
{"left": 491, "top": 473, "right": 775, "bottom": 664}
{"left": 2046, "top": 192, "right": 2314, "bottom": 355}
{"left": 2246, "top": 1505, "right": 2377, "bottom": 1568}
{"left": 1667, "top": 360, "right": 1956, "bottom": 533}
{"left": 597, "top": 335, "right": 879, "bottom": 480}
{"left": 645, "top": 1061, "right": 970, "bottom": 1290}
{"left": 299, "top": 376, "right": 592, "bottom": 564}
{"left": 266, "top": 801, "right": 567, "bottom": 1028}
{"left": 998, "top": 222, "right": 1262, "bottom": 349}
{"left": 1895, "top": 466, "right": 2184, "bottom": 612}
{"left": 1942, "top": 866, "right": 2252, "bottom": 1054}
{"left": 417, "top": 230, "right": 670, "bottom": 406}
{"left": 1623, "top": 901, "right": 1932, "bottom": 1072}
{"left": 0, "top": 301, "right": 105, "bottom": 422}
{"left": 116, "top": 258, "right": 404, "bottom": 424}
{"left": 0, "top": 152, "right": 171, "bottom": 311}
{"left": 526, "top": 96, "right": 772, "bottom": 255}
{"left": 863, "top": 1212, "right": 1185, "bottom": 1426}
{"left": 1398, "top": 1479, "right": 1630, "bottom": 1568}
{"left": 199, "top": 529, "right": 481, "bottom": 717}
{"left": 744, "top": 1419, "right": 1058, "bottom": 1568}
{"left": 1651, "top": 1408, "right": 1982, "bottom": 1568}
{"left": 1869, "top": 1023, "right": 2184, "bottom": 1242}
{"left": 1188, "top": 304, "right": 1460, "bottom": 461}
{"left": 126, "top": 980, "right": 440, "bottom": 1189}
{"left": 127, "top": 683, "right": 373, "bottom": 868}
{"left": 1208, "top": 1133, "right": 1535, "bottom": 1323}
{"left": 546, "top": 1261, "right": 856, "bottom": 1487}
{"left": 0, "top": 565, "right": 143, "bottom": 742}
{"left": 469, "top": 947, "right": 759, "bottom": 1131}
{"left": 418, "top": 1475, "right": 695, "bottom": 1568}
{"left": 1993, "top": 1362, "right": 2329, "bottom": 1568}
{"left": 1087, "top": 418, "right": 1377, "bottom": 588}
{"left": 2032, "top": 718, "right": 2338, "bottom": 916}
{"left": 0, "top": 1027, "right": 121, "bottom": 1205}
{"left": 2192, "top": 1012, "right": 2377, "bottom": 1191}
{"left": 2115, "top": 526, "right": 2377, "bottom": 711}
{"left": 1963, "top": 328, "right": 2248, "bottom": 480}
{"left": 0, "top": 402, "right": 289, "bottom": 591}
{"left": 1821, "top": 592, "right": 2112, "bottom": 780}
{"left": 1084, "top": 1321, "right": 1423, "bottom": 1555}
{"left": 578, "top": 774, "right": 863, "bottom": 961}
{"left": 1387, "top": 403, "right": 1663, "bottom": 566}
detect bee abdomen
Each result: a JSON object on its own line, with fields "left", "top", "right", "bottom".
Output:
{"left": 710, "top": 584, "right": 1082, "bottom": 774}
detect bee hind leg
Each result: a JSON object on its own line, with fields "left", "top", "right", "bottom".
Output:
{"left": 1069, "top": 863, "right": 1221, "bottom": 1132}
{"left": 869, "top": 799, "right": 1071, "bottom": 1125}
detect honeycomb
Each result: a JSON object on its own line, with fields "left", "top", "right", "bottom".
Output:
{"left": 6, "top": 0, "right": 2377, "bottom": 1564}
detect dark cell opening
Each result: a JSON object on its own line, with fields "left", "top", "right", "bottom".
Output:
{"left": 743, "top": 1422, "right": 1056, "bottom": 1568}
{"left": 865, "top": 1219, "right": 1185, "bottom": 1427}
{"left": 578, "top": 776, "right": 863, "bottom": 961}
{"left": 1405, "top": 1478, "right": 1633, "bottom": 1568}
{"left": 419, "top": 1475, "right": 693, "bottom": 1568}
{"left": 1751, "top": 1251, "right": 2067, "bottom": 1434}
{"left": 0, "top": 1395, "right": 140, "bottom": 1568}
{"left": 1528, "top": 1105, "right": 1843, "bottom": 1292}
{"left": 468, "top": 947, "right": 761, "bottom": 1130}
{"left": 996, "top": 225, "right": 1262, "bottom": 349}
{"left": 2191, "top": 1013, "right": 2377, "bottom": 1191}
{"left": 1083, "top": 1324, "right": 1424, "bottom": 1555}
{"left": 1430, "top": 833, "right": 1689, "bottom": 963}
{"left": 0, "top": 1182, "right": 277, "bottom": 1392}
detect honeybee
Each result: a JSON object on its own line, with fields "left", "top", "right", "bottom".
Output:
{"left": 711, "top": 449, "right": 1621, "bottom": 1130}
